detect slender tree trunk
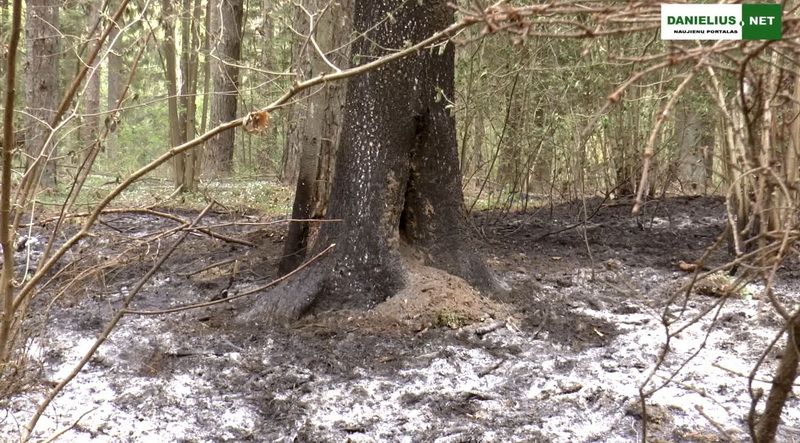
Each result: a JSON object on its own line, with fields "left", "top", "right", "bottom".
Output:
{"left": 251, "top": 0, "right": 501, "bottom": 321}
{"left": 179, "top": 0, "right": 201, "bottom": 190}
{"left": 701, "top": 130, "right": 715, "bottom": 194}
{"left": 106, "top": 0, "right": 125, "bottom": 148}
{"left": 205, "top": 0, "right": 244, "bottom": 177}
{"left": 756, "top": 313, "right": 800, "bottom": 442}
{"left": 24, "top": 0, "right": 60, "bottom": 188}
{"left": 259, "top": 0, "right": 272, "bottom": 70}
{"left": 82, "top": 1, "right": 102, "bottom": 152}
{"left": 162, "top": 0, "right": 184, "bottom": 189}
{"left": 199, "top": 0, "right": 212, "bottom": 135}
{"left": 0, "top": 0, "right": 8, "bottom": 81}
{"left": 106, "top": 11, "right": 124, "bottom": 113}
{"left": 161, "top": 0, "right": 199, "bottom": 192}
{"left": 468, "top": 108, "right": 485, "bottom": 191}
{"left": 278, "top": 5, "right": 306, "bottom": 185}
{"left": 675, "top": 106, "right": 705, "bottom": 194}
{"left": 257, "top": 0, "right": 279, "bottom": 171}
{"left": 530, "top": 108, "right": 551, "bottom": 194}
{"left": 611, "top": 86, "right": 641, "bottom": 197}
{"left": 278, "top": 0, "right": 352, "bottom": 274}
{"left": 497, "top": 78, "right": 525, "bottom": 197}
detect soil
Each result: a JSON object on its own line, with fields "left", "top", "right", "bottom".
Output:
{"left": 2, "top": 196, "right": 799, "bottom": 442}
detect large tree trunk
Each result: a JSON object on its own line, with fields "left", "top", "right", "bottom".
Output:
{"left": 278, "top": 0, "right": 352, "bottom": 274}
{"left": 24, "top": 0, "right": 60, "bottom": 188}
{"left": 205, "top": 0, "right": 243, "bottom": 177}
{"left": 251, "top": 0, "right": 501, "bottom": 321}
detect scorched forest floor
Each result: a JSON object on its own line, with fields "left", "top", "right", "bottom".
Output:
{"left": 2, "top": 196, "right": 799, "bottom": 442}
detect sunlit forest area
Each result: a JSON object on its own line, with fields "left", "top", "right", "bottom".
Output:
{"left": 1, "top": 0, "right": 799, "bottom": 441}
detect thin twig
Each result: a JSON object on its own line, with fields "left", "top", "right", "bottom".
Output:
{"left": 22, "top": 202, "right": 215, "bottom": 441}
{"left": 123, "top": 243, "right": 335, "bottom": 316}
{"left": 179, "top": 257, "right": 237, "bottom": 277}
{"left": 40, "top": 407, "right": 98, "bottom": 443}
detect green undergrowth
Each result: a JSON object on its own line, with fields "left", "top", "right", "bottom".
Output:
{"left": 34, "top": 174, "right": 294, "bottom": 217}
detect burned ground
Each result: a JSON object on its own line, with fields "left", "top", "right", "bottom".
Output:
{"left": 2, "top": 196, "right": 799, "bottom": 442}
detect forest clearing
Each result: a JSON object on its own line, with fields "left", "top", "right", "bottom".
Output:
{"left": 1, "top": 0, "right": 799, "bottom": 442}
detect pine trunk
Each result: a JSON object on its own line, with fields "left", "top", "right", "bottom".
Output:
{"left": 251, "top": 0, "right": 501, "bottom": 321}
{"left": 82, "top": 1, "right": 101, "bottom": 152}
{"left": 278, "top": 0, "right": 352, "bottom": 274}
{"left": 24, "top": 0, "right": 60, "bottom": 188}
{"left": 675, "top": 106, "right": 706, "bottom": 194}
{"left": 205, "top": 0, "right": 244, "bottom": 177}
{"left": 179, "top": 0, "right": 200, "bottom": 190}
{"left": 162, "top": 0, "right": 184, "bottom": 189}
{"left": 106, "top": 0, "right": 125, "bottom": 147}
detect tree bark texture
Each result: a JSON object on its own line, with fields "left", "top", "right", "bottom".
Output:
{"left": 205, "top": 0, "right": 243, "bottom": 177}
{"left": 24, "top": 0, "right": 60, "bottom": 187}
{"left": 81, "top": 1, "right": 102, "bottom": 152}
{"left": 252, "top": 0, "right": 500, "bottom": 321}
{"left": 162, "top": 0, "right": 184, "bottom": 189}
{"left": 755, "top": 314, "right": 800, "bottom": 442}
{"left": 178, "top": 0, "right": 201, "bottom": 190}
{"left": 106, "top": 0, "right": 125, "bottom": 136}
{"left": 278, "top": 0, "right": 352, "bottom": 274}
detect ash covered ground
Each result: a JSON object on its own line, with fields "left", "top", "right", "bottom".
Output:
{"left": 2, "top": 196, "right": 799, "bottom": 442}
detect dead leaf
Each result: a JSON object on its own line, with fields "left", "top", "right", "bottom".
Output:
{"left": 678, "top": 260, "right": 699, "bottom": 272}
{"left": 242, "top": 110, "right": 271, "bottom": 133}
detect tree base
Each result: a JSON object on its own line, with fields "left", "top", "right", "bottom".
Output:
{"left": 240, "top": 251, "right": 508, "bottom": 327}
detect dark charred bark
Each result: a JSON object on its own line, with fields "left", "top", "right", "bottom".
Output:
{"left": 250, "top": 0, "right": 501, "bottom": 322}
{"left": 205, "top": 0, "right": 243, "bottom": 177}
{"left": 278, "top": 0, "right": 351, "bottom": 275}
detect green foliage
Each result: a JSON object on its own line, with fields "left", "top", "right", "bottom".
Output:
{"left": 16, "top": 0, "right": 731, "bottom": 216}
{"left": 454, "top": 27, "right": 725, "bottom": 205}
{"left": 50, "top": 175, "right": 293, "bottom": 216}
{"left": 97, "top": 102, "right": 171, "bottom": 177}
{"left": 435, "top": 309, "right": 469, "bottom": 329}
{"left": 199, "top": 180, "right": 294, "bottom": 214}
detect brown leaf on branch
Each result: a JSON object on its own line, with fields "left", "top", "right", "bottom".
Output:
{"left": 242, "top": 110, "right": 271, "bottom": 134}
